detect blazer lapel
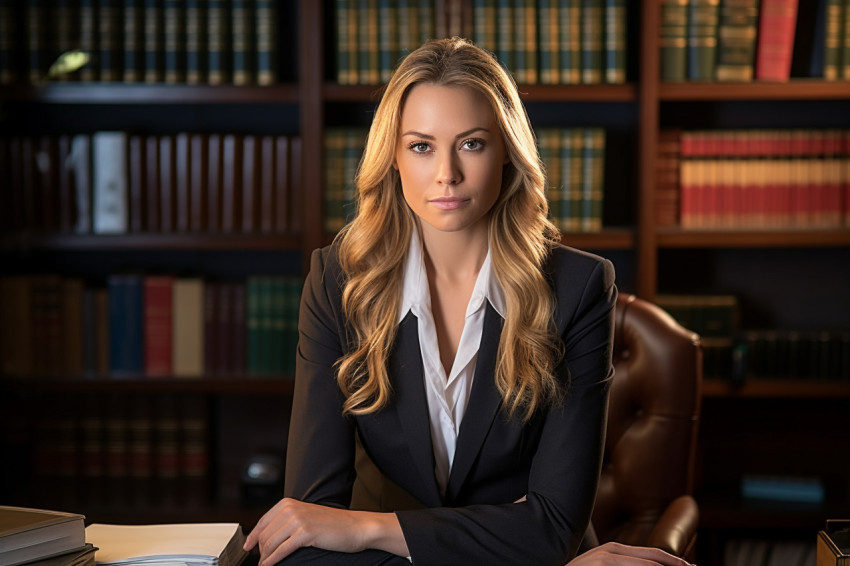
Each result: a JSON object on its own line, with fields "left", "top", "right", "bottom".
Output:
{"left": 445, "top": 302, "right": 504, "bottom": 502}
{"left": 391, "top": 312, "right": 443, "bottom": 507}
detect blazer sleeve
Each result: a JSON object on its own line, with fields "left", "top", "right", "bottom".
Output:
{"left": 282, "top": 247, "right": 411, "bottom": 565}
{"left": 395, "top": 253, "right": 617, "bottom": 566}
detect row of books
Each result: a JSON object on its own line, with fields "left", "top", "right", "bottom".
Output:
{"left": 538, "top": 127, "right": 606, "bottom": 232}
{"left": 656, "top": 128, "right": 850, "bottom": 230}
{"left": 0, "top": 274, "right": 301, "bottom": 379}
{"left": 323, "top": 128, "right": 367, "bottom": 233}
{"left": 333, "top": 0, "right": 626, "bottom": 86}
{"left": 661, "top": 0, "right": 850, "bottom": 83}
{"left": 734, "top": 328, "right": 850, "bottom": 381}
{"left": 0, "top": 132, "right": 302, "bottom": 236}
{"left": 472, "top": 0, "right": 627, "bottom": 85}
{"left": 31, "top": 393, "right": 211, "bottom": 510}
{"left": 0, "top": 0, "right": 281, "bottom": 86}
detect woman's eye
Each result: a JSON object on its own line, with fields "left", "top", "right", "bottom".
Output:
{"left": 409, "top": 142, "right": 430, "bottom": 153}
{"left": 461, "top": 139, "right": 484, "bottom": 151}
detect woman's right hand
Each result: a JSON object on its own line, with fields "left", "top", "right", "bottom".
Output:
{"left": 568, "top": 542, "right": 696, "bottom": 566}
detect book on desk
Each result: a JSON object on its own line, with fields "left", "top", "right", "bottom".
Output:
{"left": 0, "top": 506, "right": 90, "bottom": 566}
{"left": 819, "top": 519, "right": 850, "bottom": 566}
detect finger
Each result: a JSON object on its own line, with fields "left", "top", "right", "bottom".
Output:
{"left": 260, "top": 528, "right": 304, "bottom": 566}
{"left": 602, "top": 542, "right": 692, "bottom": 566}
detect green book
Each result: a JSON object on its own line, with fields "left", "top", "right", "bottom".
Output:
{"left": 581, "top": 128, "right": 605, "bottom": 232}
{"left": 605, "top": 0, "right": 627, "bottom": 83}
{"left": 581, "top": 0, "right": 604, "bottom": 84}
{"left": 715, "top": 0, "right": 759, "bottom": 81}
{"left": 538, "top": 0, "right": 560, "bottom": 84}
{"left": 824, "top": 0, "right": 843, "bottom": 80}
{"left": 560, "top": 0, "right": 582, "bottom": 84}
{"left": 323, "top": 129, "right": 346, "bottom": 233}
{"left": 660, "top": 0, "right": 688, "bottom": 82}
{"left": 513, "top": 0, "right": 538, "bottom": 84}
{"left": 688, "top": 0, "right": 720, "bottom": 81}
{"left": 207, "top": 0, "right": 228, "bottom": 84}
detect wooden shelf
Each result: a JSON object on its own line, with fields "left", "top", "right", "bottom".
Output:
{"left": 0, "top": 233, "right": 301, "bottom": 251}
{"left": 560, "top": 228, "right": 636, "bottom": 250}
{"left": 659, "top": 80, "right": 850, "bottom": 101}
{"left": 323, "top": 82, "right": 638, "bottom": 102}
{"left": 702, "top": 379, "right": 850, "bottom": 399}
{"left": 0, "top": 376, "right": 295, "bottom": 394}
{"left": 656, "top": 228, "right": 850, "bottom": 248}
{"left": 0, "top": 83, "right": 300, "bottom": 104}
{"left": 696, "top": 493, "right": 847, "bottom": 530}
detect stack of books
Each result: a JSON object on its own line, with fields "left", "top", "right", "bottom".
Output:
{"left": 0, "top": 506, "right": 94, "bottom": 566}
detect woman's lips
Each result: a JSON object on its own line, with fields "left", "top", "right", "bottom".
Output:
{"left": 430, "top": 197, "right": 469, "bottom": 210}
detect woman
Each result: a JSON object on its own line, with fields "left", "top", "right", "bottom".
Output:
{"left": 245, "top": 38, "right": 693, "bottom": 566}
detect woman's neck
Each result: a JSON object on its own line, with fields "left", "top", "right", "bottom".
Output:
{"left": 418, "top": 222, "right": 489, "bottom": 282}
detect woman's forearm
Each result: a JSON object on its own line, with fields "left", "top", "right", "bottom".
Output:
{"left": 360, "top": 511, "right": 410, "bottom": 558}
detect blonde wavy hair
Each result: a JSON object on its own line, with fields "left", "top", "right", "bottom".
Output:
{"left": 336, "top": 37, "right": 563, "bottom": 422}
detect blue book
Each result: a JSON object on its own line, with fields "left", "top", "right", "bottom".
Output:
{"left": 108, "top": 274, "right": 145, "bottom": 377}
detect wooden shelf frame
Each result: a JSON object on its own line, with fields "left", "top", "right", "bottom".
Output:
{"left": 0, "top": 83, "right": 300, "bottom": 104}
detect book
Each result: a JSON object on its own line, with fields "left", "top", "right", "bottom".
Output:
{"left": 84, "top": 523, "right": 247, "bottom": 566}
{"left": 172, "top": 278, "right": 204, "bottom": 377}
{"left": 688, "top": 0, "right": 721, "bottom": 81}
{"left": 143, "top": 275, "right": 173, "bottom": 377}
{"left": 818, "top": 520, "right": 850, "bottom": 566}
{"left": 0, "top": 506, "right": 86, "bottom": 566}
{"left": 92, "top": 132, "right": 128, "bottom": 234}
{"left": 755, "top": 0, "right": 800, "bottom": 80}
{"left": 716, "top": 0, "right": 760, "bottom": 81}
{"left": 661, "top": 0, "right": 689, "bottom": 82}
{"left": 25, "top": 544, "right": 96, "bottom": 566}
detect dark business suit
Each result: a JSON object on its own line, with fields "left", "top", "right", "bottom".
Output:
{"left": 282, "top": 242, "right": 617, "bottom": 566}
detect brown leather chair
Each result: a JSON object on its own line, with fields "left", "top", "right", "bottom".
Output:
{"left": 590, "top": 294, "right": 703, "bottom": 559}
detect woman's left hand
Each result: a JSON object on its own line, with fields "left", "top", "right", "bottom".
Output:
{"left": 244, "top": 498, "right": 409, "bottom": 566}
{"left": 244, "top": 498, "right": 368, "bottom": 565}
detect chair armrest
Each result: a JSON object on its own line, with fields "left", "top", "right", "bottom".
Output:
{"left": 646, "top": 495, "right": 699, "bottom": 559}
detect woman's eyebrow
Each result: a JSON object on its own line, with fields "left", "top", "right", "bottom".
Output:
{"left": 400, "top": 127, "right": 491, "bottom": 140}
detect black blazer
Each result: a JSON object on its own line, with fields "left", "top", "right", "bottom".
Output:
{"left": 282, "top": 242, "right": 617, "bottom": 566}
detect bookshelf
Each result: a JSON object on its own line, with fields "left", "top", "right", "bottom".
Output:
{"left": 1, "top": 1, "right": 849, "bottom": 564}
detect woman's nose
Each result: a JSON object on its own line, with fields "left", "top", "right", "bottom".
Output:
{"left": 436, "top": 153, "right": 462, "bottom": 185}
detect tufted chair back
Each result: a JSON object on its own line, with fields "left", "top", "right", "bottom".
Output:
{"left": 591, "top": 294, "right": 703, "bottom": 559}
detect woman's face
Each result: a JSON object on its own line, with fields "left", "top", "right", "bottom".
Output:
{"left": 395, "top": 83, "right": 508, "bottom": 237}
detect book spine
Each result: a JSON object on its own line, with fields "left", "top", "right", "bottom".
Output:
{"left": 207, "top": 133, "right": 222, "bottom": 232}
{"left": 97, "top": 0, "right": 120, "bottom": 81}
{"left": 144, "top": 135, "right": 160, "bottom": 232}
{"left": 63, "top": 278, "right": 86, "bottom": 376}
{"left": 124, "top": 0, "right": 142, "bottom": 82}
{"left": 105, "top": 395, "right": 130, "bottom": 507}
{"left": 128, "top": 395, "right": 154, "bottom": 507}
{"left": 378, "top": 0, "right": 397, "bottom": 84}
{"left": 688, "top": 0, "right": 720, "bottom": 81}
{"left": 26, "top": 1, "right": 45, "bottom": 84}
{"left": 843, "top": 0, "right": 850, "bottom": 79}
{"left": 189, "top": 133, "right": 207, "bottom": 231}
{"left": 581, "top": 0, "right": 605, "bottom": 84}
{"left": 172, "top": 278, "right": 205, "bottom": 377}
{"left": 559, "top": 0, "right": 581, "bottom": 84}
{"left": 127, "top": 134, "right": 146, "bottom": 232}
{"left": 92, "top": 131, "right": 129, "bottom": 234}
{"left": 154, "top": 395, "right": 180, "bottom": 507}
{"left": 143, "top": 0, "right": 163, "bottom": 83}
{"left": 273, "top": 135, "right": 290, "bottom": 233}
{"left": 221, "top": 134, "right": 243, "bottom": 232}
{"left": 537, "top": 0, "right": 558, "bottom": 85}
{"left": 241, "top": 134, "right": 258, "bottom": 233}
{"left": 716, "top": 0, "right": 760, "bottom": 81}
{"left": 207, "top": 0, "right": 229, "bottom": 85}
{"left": 163, "top": 0, "right": 186, "bottom": 83}
{"left": 605, "top": 0, "right": 627, "bottom": 83}
{"left": 144, "top": 275, "right": 173, "bottom": 377}
{"left": 289, "top": 136, "right": 302, "bottom": 234}
{"left": 159, "top": 134, "right": 175, "bottom": 232}
{"left": 181, "top": 396, "right": 210, "bottom": 506}
{"left": 204, "top": 282, "right": 221, "bottom": 375}
{"left": 231, "top": 0, "right": 255, "bottom": 85}
{"left": 108, "top": 274, "right": 145, "bottom": 377}
{"left": 259, "top": 135, "right": 275, "bottom": 233}
{"left": 175, "top": 132, "right": 190, "bottom": 232}
{"left": 79, "top": 0, "right": 97, "bottom": 81}
{"left": 755, "top": 0, "right": 800, "bottom": 81}
{"left": 255, "top": 0, "right": 275, "bottom": 85}
{"left": 823, "top": 0, "right": 843, "bottom": 80}
{"left": 358, "top": 0, "right": 380, "bottom": 84}
{"left": 54, "top": 0, "right": 78, "bottom": 82}
{"left": 660, "top": 0, "right": 689, "bottom": 82}
{"left": 185, "top": 0, "right": 204, "bottom": 84}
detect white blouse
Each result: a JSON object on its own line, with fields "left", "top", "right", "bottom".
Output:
{"left": 398, "top": 229, "right": 506, "bottom": 498}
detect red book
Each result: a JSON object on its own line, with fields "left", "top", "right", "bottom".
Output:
{"left": 754, "top": 0, "right": 799, "bottom": 81}
{"left": 144, "top": 275, "right": 173, "bottom": 377}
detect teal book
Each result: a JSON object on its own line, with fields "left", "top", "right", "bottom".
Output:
{"left": 123, "top": 0, "right": 143, "bottom": 83}
{"left": 143, "top": 0, "right": 163, "bottom": 83}
{"left": 581, "top": 0, "right": 604, "bottom": 84}
{"left": 207, "top": 0, "right": 229, "bottom": 84}
{"left": 231, "top": 0, "right": 255, "bottom": 85}
{"left": 378, "top": 0, "right": 398, "bottom": 83}
{"left": 255, "top": 0, "right": 276, "bottom": 85}
{"left": 605, "top": 0, "right": 627, "bottom": 83}
{"left": 163, "top": 0, "right": 186, "bottom": 84}
{"left": 688, "top": 0, "right": 720, "bottom": 81}
{"left": 560, "top": 0, "right": 582, "bottom": 84}
{"left": 185, "top": 0, "right": 205, "bottom": 84}
{"left": 660, "top": 0, "right": 688, "bottom": 82}
{"left": 715, "top": 0, "right": 759, "bottom": 81}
